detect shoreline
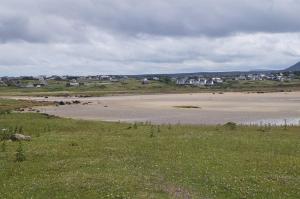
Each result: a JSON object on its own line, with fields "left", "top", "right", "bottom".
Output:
{"left": 1, "top": 85, "right": 299, "bottom": 98}
{"left": 2, "top": 90, "right": 300, "bottom": 100}
{"left": 4, "top": 91, "right": 299, "bottom": 125}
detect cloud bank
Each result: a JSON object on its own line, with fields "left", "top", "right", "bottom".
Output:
{"left": 0, "top": 0, "right": 300, "bottom": 75}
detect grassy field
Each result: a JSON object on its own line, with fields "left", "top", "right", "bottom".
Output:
{"left": 0, "top": 99, "right": 52, "bottom": 114}
{"left": 0, "top": 99, "right": 299, "bottom": 198}
{"left": 1, "top": 78, "right": 300, "bottom": 97}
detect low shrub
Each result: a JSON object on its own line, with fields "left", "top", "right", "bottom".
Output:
{"left": 224, "top": 122, "right": 237, "bottom": 130}
{"left": 15, "top": 142, "right": 26, "bottom": 162}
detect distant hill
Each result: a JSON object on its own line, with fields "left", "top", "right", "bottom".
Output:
{"left": 285, "top": 61, "right": 300, "bottom": 71}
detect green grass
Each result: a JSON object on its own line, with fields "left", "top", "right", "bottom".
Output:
{"left": 0, "top": 98, "right": 52, "bottom": 113}
{"left": 0, "top": 99, "right": 299, "bottom": 198}
{"left": 1, "top": 78, "right": 300, "bottom": 97}
{"left": 0, "top": 112, "right": 299, "bottom": 198}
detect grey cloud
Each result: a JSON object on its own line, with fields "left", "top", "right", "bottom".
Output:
{"left": 54, "top": 0, "right": 300, "bottom": 37}
{"left": 0, "top": 15, "right": 44, "bottom": 43}
{"left": 1, "top": 32, "right": 300, "bottom": 76}
{"left": 0, "top": 0, "right": 300, "bottom": 75}
{"left": 1, "top": 0, "right": 300, "bottom": 42}
{"left": 42, "top": 0, "right": 300, "bottom": 37}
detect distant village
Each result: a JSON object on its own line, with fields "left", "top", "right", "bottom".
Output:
{"left": 0, "top": 75, "right": 129, "bottom": 88}
{"left": 0, "top": 71, "right": 299, "bottom": 88}
{"left": 174, "top": 72, "right": 297, "bottom": 86}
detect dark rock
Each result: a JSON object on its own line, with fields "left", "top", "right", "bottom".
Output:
{"left": 58, "top": 101, "right": 65, "bottom": 105}
{"left": 72, "top": 100, "right": 81, "bottom": 104}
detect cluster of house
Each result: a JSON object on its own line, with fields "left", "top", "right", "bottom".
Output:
{"left": 0, "top": 72, "right": 297, "bottom": 88}
{"left": 0, "top": 75, "right": 128, "bottom": 88}
{"left": 174, "top": 72, "right": 295, "bottom": 86}
{"left": 176, "top": 77, "right": 223, "bottom": 86}
{"left": 64, "top": 75, "right": 129, "bottom": 87}
{"left": 141, "top": 77, "right": 160, "bottom": 84}
{"left": 0, "top": 76, "right": 48, "bottom": 88}
{"left": 47, "top": 75, "right": 128, "bottom": 82}
{"left": 235, "top": 73, "right": 291, "bottom": 81}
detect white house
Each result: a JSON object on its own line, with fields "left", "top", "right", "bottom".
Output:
{"left": 176, "top": 78, "right": 188, "bottom": 85}
{"left": 212, "top": 77, "right": 223, "bottom": 83}
{"left": 142, "top": 78, "right": 150, "bottom": 84}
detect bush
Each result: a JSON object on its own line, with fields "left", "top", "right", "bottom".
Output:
{"left": 1, "top": 141, "right": 6, "bottom": 152}
{"left": 133, "top": 123, "right": 138, "bottom": 129}
{"left": 18, "top": 126, "right": 24, "bottom": 134}
{"left": 70, "top": 142, "right": 79, "bottom": 147}
{"left": 98, "top": 85, "right": 107, "bottom": 89}
{"left": 159, "top": 77, "right": 174, "bottom": 85}
{"left": 0, "top": 110, "right": 11, "bottom": 115}
{"left": 0, "top": 128, "right": 12, "bottom": 141}
{"left": 150, "top": 126, "right": 154, "bottom": 138}
{"left": 257, "top": 124, "right": 271, "bottom": 132}
{"left": 15, "top": 142, "right": 26, "bottom": 162}
{"left": 224, "top": 122, "right": 237, "bottom": 130}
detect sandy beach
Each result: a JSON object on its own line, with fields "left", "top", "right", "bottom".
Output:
{"left": 6, "top": 92, "right": 300, "bottom": 125}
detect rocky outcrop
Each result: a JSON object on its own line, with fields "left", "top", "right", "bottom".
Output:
{"left": 10, "top": 134, "right": 32, "bottom": 141}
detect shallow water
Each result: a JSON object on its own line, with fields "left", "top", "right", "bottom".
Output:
{"left": 243, "top": 117, "right": 300, "bottom": 126}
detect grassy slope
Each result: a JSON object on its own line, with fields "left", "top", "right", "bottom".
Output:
{"left": 0, "top": 110, "right": 299, "bottom": 198}
{"left": 0, "top": 99, "right": 52, "bottom": 113}
{"left": 1, "top": 79, "right": 300, "bottom": 97}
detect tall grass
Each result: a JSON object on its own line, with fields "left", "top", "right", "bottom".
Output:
{"left": 0, "top": 112, "right": 299, "bottom": 198}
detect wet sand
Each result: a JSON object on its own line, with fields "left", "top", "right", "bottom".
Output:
{"left": 6, "top": 92, "right": 300, "bottom": 125}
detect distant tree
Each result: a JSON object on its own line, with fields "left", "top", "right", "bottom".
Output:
{"left": 21, "top": 76, "right": 36, "bottom": 80}
{"left": 159, "top": 77, "right": 173, "bottom": 85}
{"left": 294, "top": 71, "right": 300, "bottom": 77}
{"left": 282, "top": 71, "right": 289, "bottom": 76}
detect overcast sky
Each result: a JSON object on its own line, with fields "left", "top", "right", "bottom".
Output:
{"left": 1, "top": 0, "right": 300, "bottom": 76}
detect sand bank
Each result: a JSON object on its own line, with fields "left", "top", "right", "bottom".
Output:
{"left": 6, "top": 92, "right": 300, "bottom": 125}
